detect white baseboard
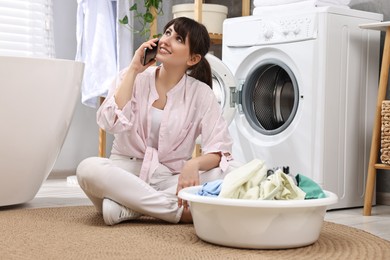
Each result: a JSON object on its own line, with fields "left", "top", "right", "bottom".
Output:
{"left": 48, "top": 169, "right": 76, "bottom": 179}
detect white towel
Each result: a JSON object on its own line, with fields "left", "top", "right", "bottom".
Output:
{"left": 76, "top": 0, "right": 133, "bottom": 108}
{"left": 253, "top": 0, "right": 350, "bottom": 15}
{"left": 253, "top": 0, "right": 351, "bottom": 7}
{"left": 219, "top": 159, "right": 267, "bottom": 199}
{"left": 76, "top": 0, "right": 117, "bottom": 107}
{"left": 116, "top": 0, "right": 133, "bottom": 74}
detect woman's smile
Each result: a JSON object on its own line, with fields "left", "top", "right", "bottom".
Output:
{"left": 159, "top": 46, "right": 172, "bottom": 55}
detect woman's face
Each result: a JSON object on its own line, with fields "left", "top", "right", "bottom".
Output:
{"left": 156, "top": 24, "right": 193, "bottom": 67}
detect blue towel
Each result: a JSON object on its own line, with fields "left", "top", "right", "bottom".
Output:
{"left": 197, "top": 179, "right": 223, "bottom": 197}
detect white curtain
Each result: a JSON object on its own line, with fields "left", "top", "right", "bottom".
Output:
{"left": 0, "top": 0, "right": 55, "bottom": 57}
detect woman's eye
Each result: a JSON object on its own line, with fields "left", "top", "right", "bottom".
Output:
{"left": 176, "top": 37, "right": 183, "bottom": 43}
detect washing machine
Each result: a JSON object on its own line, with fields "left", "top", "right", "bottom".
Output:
{"left": 207, "top": 6, "right": 383, "bottom": 209}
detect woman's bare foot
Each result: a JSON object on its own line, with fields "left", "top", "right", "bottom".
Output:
{"left": 180, "top": 207, "right": 193, "bottom": 223}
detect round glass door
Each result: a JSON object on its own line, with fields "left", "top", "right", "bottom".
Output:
{"left": 206, "top": 54, "right": 236, "bottom": 125}
{"left": 241, "top": 59, "right": 299, "bottom": 135}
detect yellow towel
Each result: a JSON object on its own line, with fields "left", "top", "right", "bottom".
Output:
{"left": 218, "top": 159, "right": 267, "bottom": 199}
{"left": 259, "top": 169, "right": 306, "bottom": 200}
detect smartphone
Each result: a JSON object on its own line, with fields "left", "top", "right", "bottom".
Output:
{"left": 142, "top": 40, "right": 159, "bottom": 66}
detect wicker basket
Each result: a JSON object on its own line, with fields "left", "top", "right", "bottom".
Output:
{"left": 380, "top": 100, "right": 390, "bottom": 164}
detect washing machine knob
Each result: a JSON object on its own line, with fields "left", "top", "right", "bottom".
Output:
{"left": 293, "top": 28, "right": 301, "bottom": 35}
{"left": 264, "top": 30, "right": 274, "bottom": 39}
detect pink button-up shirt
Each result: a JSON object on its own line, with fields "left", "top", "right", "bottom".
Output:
{"left": 97, "top": 66, "right": 233, "bottom": 183}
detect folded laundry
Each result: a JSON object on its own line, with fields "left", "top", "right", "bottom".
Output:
{"left": 253, "top": 0, "right": 350, "bottom": 15}
{"left": 254, "top": 0, "right": 305, "bottom": 6}
{"left": 253, "top": 0, "right": 351, "bottom": 7}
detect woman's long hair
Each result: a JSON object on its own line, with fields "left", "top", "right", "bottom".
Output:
{"left": 163, "top": 17, "right": 212, "bottom": 88}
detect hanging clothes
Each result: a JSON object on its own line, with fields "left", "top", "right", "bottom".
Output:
{"left": 76, "top": 0, "right": 133, "bottom": 108}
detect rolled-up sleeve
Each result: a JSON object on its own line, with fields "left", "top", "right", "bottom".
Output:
{"left": 199, "top": 87, "right": 234, "bottom": 171}
{"left": 96, "top": 70, "right": 139, "bottom": 134}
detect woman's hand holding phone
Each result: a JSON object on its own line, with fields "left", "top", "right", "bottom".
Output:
{"left": 143, "top": 39, "right": 159, "bottom": 66}
{"left": 115, "top": 38, "right": 159, "bottom": 109}
{"left": 127, "top": 38, "right": 159, "bottom": 76}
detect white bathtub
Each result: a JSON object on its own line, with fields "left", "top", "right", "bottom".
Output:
{"left": 0, "top": 56, "right": 84, "bottom": 206}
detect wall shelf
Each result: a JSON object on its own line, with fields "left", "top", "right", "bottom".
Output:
{"left": 210, "top": 33, "right": 222, "bottom": 45}
{"left": 194, "top": 0, "right": 250, "bottom": 45}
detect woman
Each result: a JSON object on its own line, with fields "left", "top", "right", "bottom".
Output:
{"left": 77, "top": 17, "right": 236, "bottom": 225}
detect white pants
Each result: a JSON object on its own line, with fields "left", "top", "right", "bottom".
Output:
{"left": 76, "top": 154, "right": 240, "bottom": 223}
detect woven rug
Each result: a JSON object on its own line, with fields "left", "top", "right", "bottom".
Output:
{"left": 0, "top": 206, "right": 389, "bottom": 259}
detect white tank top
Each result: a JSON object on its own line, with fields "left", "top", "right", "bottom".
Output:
{"left": 148, "top": 106, "right": 163, "bottom": 148}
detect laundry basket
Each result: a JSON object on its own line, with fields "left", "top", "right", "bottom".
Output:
{"left": 178, "top": 186, "right": 338, "bottom": 249}
{"left": 380, "top": 100, "right": 390, "bottom": 164}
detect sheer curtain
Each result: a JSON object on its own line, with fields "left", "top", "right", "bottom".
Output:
{"left": 0, "top": 0, "right": 55, "bottom": 57}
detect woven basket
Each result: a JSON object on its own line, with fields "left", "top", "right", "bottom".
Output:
{"left": 380, "top": 100, "right": 390, "bottom": 164}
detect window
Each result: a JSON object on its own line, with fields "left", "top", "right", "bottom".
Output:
{"left": 0, "top": 0, "right": 55, "bottom": 57}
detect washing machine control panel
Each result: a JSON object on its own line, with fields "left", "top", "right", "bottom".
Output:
{"left": 271, "top": 17, "right": 317, "bottom": 41}
{"left": 224, "top": 13, "right": 317, "bottom": 47}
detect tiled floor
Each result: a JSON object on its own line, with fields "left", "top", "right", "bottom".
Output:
{"left": 11, "top": 176, "right": 390, "bottom": 241}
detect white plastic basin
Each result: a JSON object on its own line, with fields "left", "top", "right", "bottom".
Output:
{"left": 178, "top": 186, "right": 338, "bottom": 249}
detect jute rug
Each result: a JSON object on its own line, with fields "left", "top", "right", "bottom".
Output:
{"left": 0, "top": 206, "right": 389, "bottom": 259}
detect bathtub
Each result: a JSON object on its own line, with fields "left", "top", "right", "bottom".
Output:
{"left": 0, "top": 56, "right": 84, "bottom": 206}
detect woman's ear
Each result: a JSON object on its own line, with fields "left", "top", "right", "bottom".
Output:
{"left": 187, "top": 54, "right": 202, "bottom": 67}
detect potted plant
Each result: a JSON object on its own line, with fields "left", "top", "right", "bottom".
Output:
{"left": 119, "top": 0, "right": 163, "bottom": 39}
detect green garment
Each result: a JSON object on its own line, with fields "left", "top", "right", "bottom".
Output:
{"left": 295, "top": 174, "right": 327, "bottom": 199}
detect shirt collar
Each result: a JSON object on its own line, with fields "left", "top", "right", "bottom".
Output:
{"left": 151, "top": 66, "right": 187, "bottom": 97}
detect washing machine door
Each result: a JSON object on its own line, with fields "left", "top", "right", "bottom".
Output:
{"left": 206, "top": 53, "right": 236, "bottom": 125}
{"left": 239, "top": 59, "right": 299, "bottom": 135}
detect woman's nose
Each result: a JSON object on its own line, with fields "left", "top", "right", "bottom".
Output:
{"left": 158, "top": 38, "right": 167, "bottom": 46}
{"left": 160, "top": 35, "right": 173, "bottom": 45}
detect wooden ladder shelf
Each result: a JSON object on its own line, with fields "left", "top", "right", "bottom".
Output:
{"left": 359, "top": 21, "right": 390, "bottom": 216}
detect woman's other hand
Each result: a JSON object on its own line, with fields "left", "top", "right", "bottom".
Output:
{"left": 177, "top": 160, "right": 200, "bottom": 209}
